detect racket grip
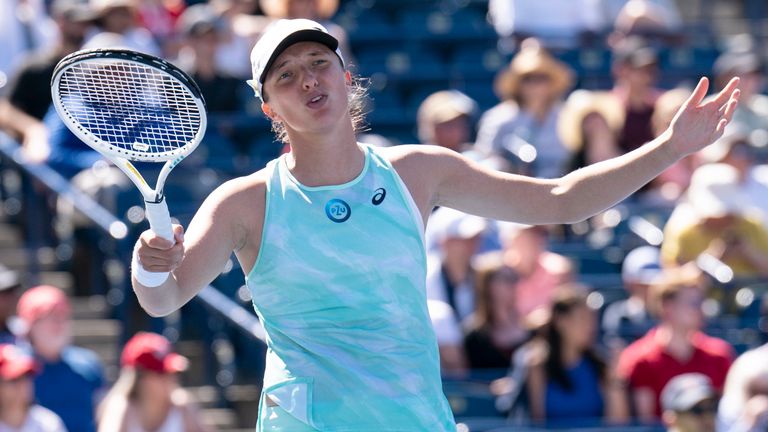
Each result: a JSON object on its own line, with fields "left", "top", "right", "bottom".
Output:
{"left": 134, "top": 199, "right": 174, "bottom": 287}
{"left": 145, "top": 199, "right": 174, "bottom": 242}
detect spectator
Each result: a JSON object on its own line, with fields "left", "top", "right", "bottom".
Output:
{"left": 699, "top": 126, "right": 768, "bottom": 226}
{"left": 497, "top": 222, "right": 572, "bottom": 324}
{"left": 427, "top": 299, "right": 467, "bottom": 378}
{"left": 0, "top": 0, "right": 57, "bottom": 82}
{"left": 661, "top": 163, "right": 768, "bottom": 279}
{"left": 209, "top": 0, "right": 266, "bottom": 79}
{"left": 617, "top": 267, "right": 734, "bottom": 421}
{"left": 609, "top": 37, "right": 663, "bottom": 153}
{"left": 602, "top": 246, "right": 661, "bottom": 343}
{"left": 661, "top": 373, "right": 718, "bottom": 432}
{"left": 525, "top": 287, "right": 628, "bottom": 424}
{"left": 475, "top": 39, "right": 574, "bottom": 178}
{"left": 717, "top": 342, "right": 768, "bottom": 432}
{"left": 558, "top": 88, "right": 624, "bottom": 170}
{"left": 0, "top": 267, "right": 21, "bottom": 345}
{"left": 176, "top": 4, "right": 243, "bottom": 113}
{"left": 425, "top": 207, "right": 487, "bottom": 322}
{"left": 17, "top": 285, "right": 105, "bottom": 432}
{"left": 97, "top": 332, "right": 210, "bottom": 432}
{"left": 175, "top": 4, "right": 252, "bottom": 159}
{"left": 0, "top": 0, "right": 93, "bottom": 162}
{"left": 417, "top": 90, "right": 478, "bottom": 153}
{"left": 0, "top": 344, "right": 66, "bottom": 432}
{"left": 258, "top": 0, "right": 353, "bottom": 64}
{"left": 464, "top": 253, "right": 530, "bottom": 371}
{"left": 712, "top": 37, "right": 768, "bottom": 141}
{"left": 86, "top": 0, "right": 160, "bottom": 56}
{"left": 608, "top": 0, "right": 683, "bottom": 47}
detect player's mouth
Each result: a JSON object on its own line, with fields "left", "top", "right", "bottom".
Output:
{"left": 306, "top": 93, "right": 327, "bottom": 109}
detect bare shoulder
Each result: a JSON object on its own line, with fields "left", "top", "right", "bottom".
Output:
{"left": 374, "top": 144, "right": 458, "bottom": 216}
{"left": 376, "top": 143, "right": 456, "bottom": 166}
{"left": 208, "top": 167, "right": 270, "bottom": 211}
{"left": 191, "top": 166, "right": 270, "bottom": 253}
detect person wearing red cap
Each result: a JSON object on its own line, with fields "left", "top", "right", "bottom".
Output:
{"left": 16, "top": 285, "right": 104, "bottom": 432}
{"left": 96, "top": 332, "right": 210, "bottom": 432}
{"left": 132, "top": 18, "right": 741, "bottom": 431}
{"left": 0, "top": 344, "right": 66, "bottom": 431}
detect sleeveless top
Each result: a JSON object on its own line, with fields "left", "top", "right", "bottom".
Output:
{"left": 544, "top": 357, "right": 604, "bottom": 422}
{"left": 246, "top": 144, "right": 456, "bottom": 431}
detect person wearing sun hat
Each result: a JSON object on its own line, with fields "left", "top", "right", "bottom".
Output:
{"left": 476, "top": 38, "right": 575, "bottom": 178}
{"left": 417, "top": 90, "right": 478, "bottom": 153}
{"left": 0, "top": 343, "right": 66, "bottom": 431}
{"left": 85, "top": 0, "right": 160, "bottom": 56}
{"left": 96, "top": 332, "right": 210, "bottom": 432}
{"left": 16, "top": 285, "right": 104, "bottom": 432}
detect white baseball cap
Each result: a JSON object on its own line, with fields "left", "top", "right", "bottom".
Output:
{"left": 248, "top": 18, "right": 344, "bottom": 100}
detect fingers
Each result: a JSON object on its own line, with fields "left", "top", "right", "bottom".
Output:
{"left": 711, "top": 76, "right": 741, "bottom": 106}
{"left": 173, "top": 224, "right": 185, "bottom": 244}
{"left": 137, "top": 225, "right": 185, "bottom": 272}
{"left": 683, "top": 77, "right": 709, "bottom": 109}
{"left": 139, "top": 241, "right": 184, "bottom": 271}
{"left": 720, "top": 90, "right": 740, "bottom": 119}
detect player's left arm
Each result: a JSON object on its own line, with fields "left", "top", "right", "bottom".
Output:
{"left": 425, "top": 77, "right": 739, "bottom": 225}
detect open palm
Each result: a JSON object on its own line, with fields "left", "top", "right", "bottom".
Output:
{"left": 668, "top": 76, "right": 740, "bottom": 158}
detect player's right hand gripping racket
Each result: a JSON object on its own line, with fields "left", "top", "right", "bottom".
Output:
{"left": 51, "top": 48, "right": 207, "bottom": 285}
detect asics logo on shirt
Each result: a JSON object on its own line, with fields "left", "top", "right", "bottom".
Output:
{"left": 372, "top": 188, "right": 386, "bottom": 205}
{"left": 325, "top": 199, "right": 351, "bottom": 223}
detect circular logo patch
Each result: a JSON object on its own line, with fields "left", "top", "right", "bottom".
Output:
{"left": 325, "top": 199, "right": 351, "bottom": 223}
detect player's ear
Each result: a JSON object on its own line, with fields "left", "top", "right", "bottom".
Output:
{"left": 261, "top": 102, "right": 280, "bottom": 121}
{"left": 344, "top": 70, "right": 352, "bottom": 84}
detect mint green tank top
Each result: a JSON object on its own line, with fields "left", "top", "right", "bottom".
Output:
{"left": 245, "top": 144, "right": 456, "bottom": 431}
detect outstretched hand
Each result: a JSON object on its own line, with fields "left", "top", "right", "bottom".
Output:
{"left": 667, "top": 76, "right": 740, "bottom": 159}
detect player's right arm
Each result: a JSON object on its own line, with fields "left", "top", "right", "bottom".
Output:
{"left": 132, "top": 173, "right": 267, "bottom": 317}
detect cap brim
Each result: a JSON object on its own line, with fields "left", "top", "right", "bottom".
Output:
{"left": 163, "top": 353, "right": 189, "bottom": 373}
{"left": 259, "top": 29, "right": 339, "bottom": 84}
{"left": 1, "top": 360, "right": 38, "bottom": 380}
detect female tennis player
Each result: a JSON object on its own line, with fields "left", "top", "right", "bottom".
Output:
{"left": 132, "top": 19, "right": 740, "bottom": 431}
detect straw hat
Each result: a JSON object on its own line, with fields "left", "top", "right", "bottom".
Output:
{"left": 259, "top": 0, "right": 339, "bottom": 20}
{"left": 557, "top": 90, "right": 625, "bottom": 152}
{"left": 494, "top": 39, "right": 574, "bottom": 102}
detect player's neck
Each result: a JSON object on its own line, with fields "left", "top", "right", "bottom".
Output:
{"left": 286, "top": 127, "right": 363, "bottom": 187}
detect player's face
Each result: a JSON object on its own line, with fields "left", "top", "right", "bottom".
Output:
{"left": 261, "top": 42, "right": 348, "bottom": 136}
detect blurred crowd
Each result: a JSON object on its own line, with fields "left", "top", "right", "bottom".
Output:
{"left": 1, "top": 0, "right": 768, "bottom": 430}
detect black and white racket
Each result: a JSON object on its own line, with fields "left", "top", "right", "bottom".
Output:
{"left": 51, "top": 48, "right": 207, "bottom": 283}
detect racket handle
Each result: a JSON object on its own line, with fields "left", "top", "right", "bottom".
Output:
{"left": 145, "top": 199, "right": 174, "bottom": 242}
{"left": 134, "top": 199, "right": 173, "bottom": 287}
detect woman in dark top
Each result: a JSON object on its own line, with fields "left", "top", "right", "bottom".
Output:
{"left": 525, "top": 286, "right": 628, "bottom": 425}
{"left": 464, "top": 253, "right": 530, "bottom": 372}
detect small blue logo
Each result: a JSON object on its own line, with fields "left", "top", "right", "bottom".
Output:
{"left": 325, "top": 199, "right": 351, "bottom": 223}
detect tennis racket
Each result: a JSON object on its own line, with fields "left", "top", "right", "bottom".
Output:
{"left": 51, "top": 48, "right": 207, "bottom": 283}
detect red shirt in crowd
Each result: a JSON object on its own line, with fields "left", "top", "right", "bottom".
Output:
{"left": 617, "top": 327, "right": 735, "bottom": 418}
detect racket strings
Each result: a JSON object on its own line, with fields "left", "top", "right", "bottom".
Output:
{"left": 57, "top": 60, "right": 202, "bottom": 155}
